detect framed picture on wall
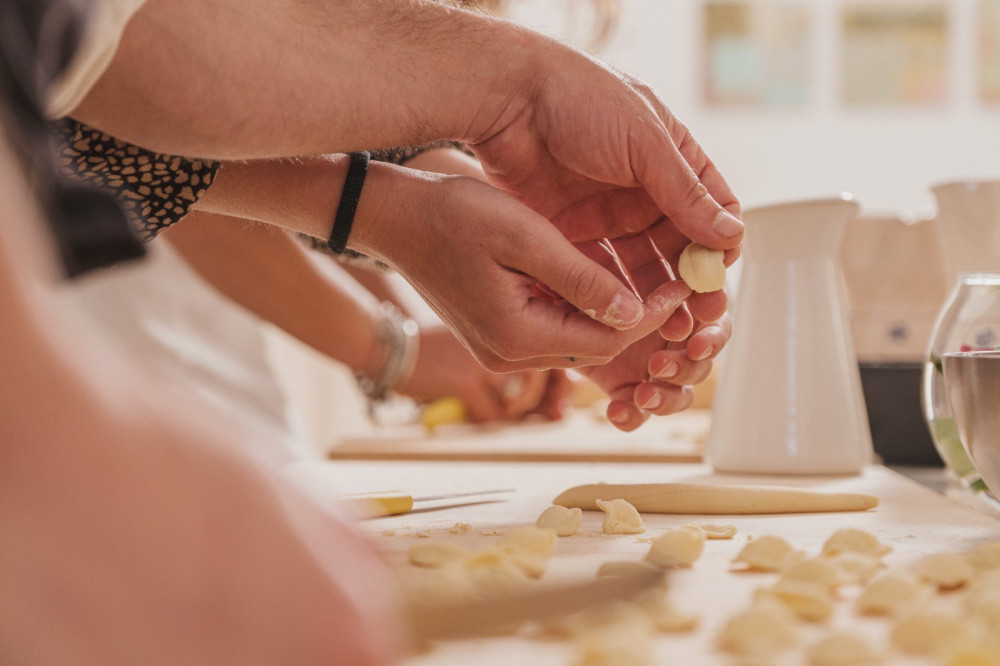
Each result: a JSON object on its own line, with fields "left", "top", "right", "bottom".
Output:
{"left": 979, "top": 0, "right": 1000, "bottom": 103}
{"left": 840, "top": 1, "right": 949, "bottom": 106}
{"left": 701, "top": 1, "right": 812, "bottom": 107}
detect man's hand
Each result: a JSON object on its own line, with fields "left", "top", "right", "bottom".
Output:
{"left": 470, "top": 44, "right": 742, "bottom": 255}
{"left": 570, "top": 231, "right": 735, "bottom": 431}
{"left": 349, "top": 167, "right": 692, "bottom": 372}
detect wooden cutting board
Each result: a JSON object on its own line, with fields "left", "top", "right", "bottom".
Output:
{"left": 291, "top": 459, "right": 1000, "bottom": 665}
{"left": 326, "top": 409, "right": 708, "bottom": 463}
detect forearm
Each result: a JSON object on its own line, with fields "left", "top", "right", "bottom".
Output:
{"left": 162, "top": 210, "right": 382, "bottom": 372}
{"left": 340, "top": 145, "right": 487, "bottom": 315}
{"left": 71, "top": 0, "right": 548, "bottom": 159}
{"left": 193, "top": 153, "right": 447, "bottom": 269}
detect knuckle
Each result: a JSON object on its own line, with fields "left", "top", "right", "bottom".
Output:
{"left": 564, "top": 261, "right": 605, "bottom": 309}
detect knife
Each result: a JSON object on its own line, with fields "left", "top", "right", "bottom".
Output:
{"left": 337, "top": 488, "right": 515, "bottom": 518}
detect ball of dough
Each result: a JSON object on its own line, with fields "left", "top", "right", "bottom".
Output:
{"left": 677, "top": 242, "right": 726, "bottom": 293}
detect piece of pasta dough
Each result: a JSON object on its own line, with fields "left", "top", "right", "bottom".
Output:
{"left": 733, "top": 534, "right": 803, "bottom": 572}
{"left": 756, "top": 578, "right": 834, "bottom": 622}
{"left": 919, "top": 552, "right": 975, "bottom": 591}
{"left": 969, "top": 542, "right": 1000, "bottom": 573}
{"left": 890, "top": 609, "right": 976, "bottom": 655}
{"left": 779, "top": 558, "right": 844, "bottom": 591}
{"left": 536, "top": 505, "right": 582, "bottom": 537}
{"left": 678, "top": 242, "right": 726, "bottom": 293}
{"left": 822, "top": 528, "right": 892, "bottom": 559}
{"left": 596, "top": 498, "right": 645, "bottom": 535}
{"left": 806, "top": 633, "right": 882, "bottom": 666}
{"left": 856, "top": 572, "right": 925, "bottom": 616}
{"left": 645, "top": 525, "right": 705, "bottom": 568}
{"left": 827, "top": 551, "right": 882, "bottom": 585}
{"left": 715, "top": 599, "right": 798, "bottom": 658}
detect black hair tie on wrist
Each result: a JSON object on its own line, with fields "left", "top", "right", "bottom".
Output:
{"left": 327, "top": 150, "right": 370, "bottom": 255}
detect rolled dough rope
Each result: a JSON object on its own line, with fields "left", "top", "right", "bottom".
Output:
{"left": 552, "top": 483, "right": 878, "bottom": 515}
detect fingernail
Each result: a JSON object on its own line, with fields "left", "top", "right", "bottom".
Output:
{"left": 610, "top": 409, "right": 631, "bottom": 425}
{"left": 713, "top": 210, "right": 744, "bottom": 239}
{"left": 653, "top": 359, "right": 679, "bottom": 379}
{"left": 692, "top": 345, "right": 714, "bottom": 361}
{"left": 603, "top": 291, "right": 643, "bottom": 327}
{"left": 637, "top": 392, "right": 663, "bottom": 410}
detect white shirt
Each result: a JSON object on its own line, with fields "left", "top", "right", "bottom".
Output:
{"left": 58, "top": 243, "right": 318, "bottom": 467}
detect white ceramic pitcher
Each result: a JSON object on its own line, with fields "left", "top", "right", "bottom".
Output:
{"left": 706, "top": 194, "right": 874, "bottom": 475}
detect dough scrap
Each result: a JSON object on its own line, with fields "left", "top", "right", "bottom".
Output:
{"left": 821, "top": 528, "right": 892, "bottom": 559}
{"left": 536, "top": 505, "right": 583, "bottom": 536}
{"left": 733, "top": 534, "right": 802, "bottom": 572}
{"left": 919, "top": 552, "right": 975, "bottom": 591}
{"left": 806, "top": 632, "right": 882, "bottom": 666}
{"left": 596, "top": 498, "right": 645, "bottom": 535}
{"left": 645, "top": 525, "right": 705, "bottom": 568}
{"left": 695, "top": 522, "right": 737, "bottom": 539}
{"left": 678, "top": 242, "right": 726, "bottom": 293}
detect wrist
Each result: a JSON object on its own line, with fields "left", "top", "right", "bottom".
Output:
{"left": 354, "top": 301, "right": 419, "bottom": 402}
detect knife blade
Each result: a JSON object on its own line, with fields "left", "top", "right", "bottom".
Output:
{"left": 337, "top": 488, "right": 515, "bottom": 518}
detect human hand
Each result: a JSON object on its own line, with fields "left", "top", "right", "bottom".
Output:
{"left": 469, "top": 43, "right": 742, "bottom": 254}
{"left": 398, "top": 324, "right": 569, "bottom": 423}
{"left": 571, "top": 232, "right": 734, "bottom": 431}
{"left": 349, "top": 167, "right": 691, "bottom": 372}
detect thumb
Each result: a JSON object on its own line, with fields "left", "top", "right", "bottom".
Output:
{"left": 519, "top": 228, "right": 650, "bottom": 330}
{"left": 634, "top": 124, "right": 743, "bottom": 249}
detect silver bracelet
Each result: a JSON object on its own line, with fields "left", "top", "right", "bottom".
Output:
{"left": 355, "top": 301, "right": 419, "bottom": 402}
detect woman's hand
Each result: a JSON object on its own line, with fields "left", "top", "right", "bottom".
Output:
{"left": 397, "top": 324, "right": 569, "bottom": 423}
